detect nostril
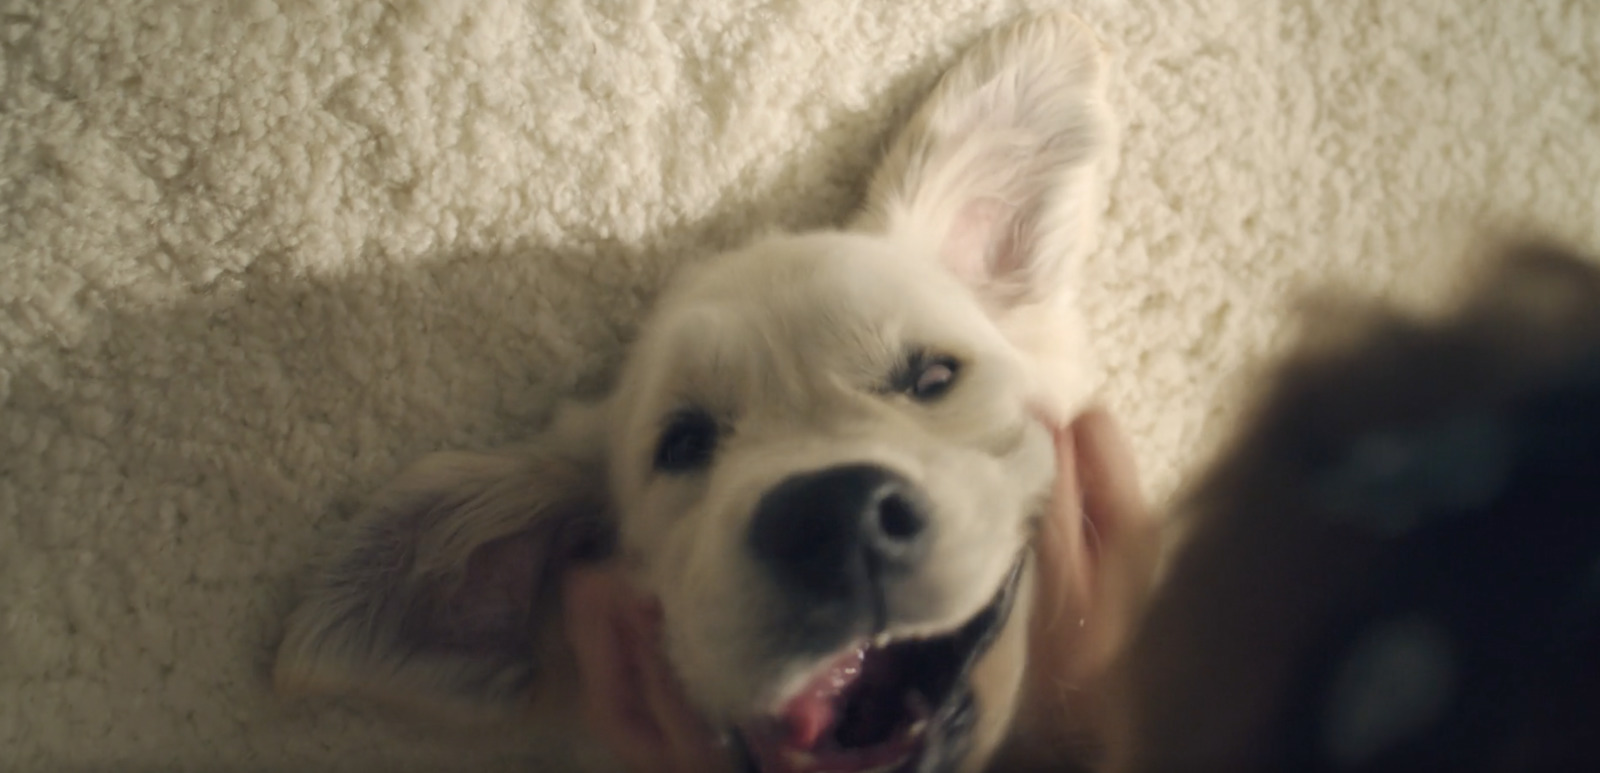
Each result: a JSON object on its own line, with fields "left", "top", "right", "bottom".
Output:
{"left": 876, "top": 493, "right": 926, "bottom": 542}
{"left": 749, "top": 464, "right": 932, "bottom": 600}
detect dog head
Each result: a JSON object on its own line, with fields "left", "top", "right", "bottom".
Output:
{"left": 275, "top": 12, "right": 1124, "bottom": 773}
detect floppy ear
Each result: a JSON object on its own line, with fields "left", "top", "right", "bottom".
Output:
{"left": 853, "top": 11, "right": 1112, "bottom": 306}
{"left": 274, "top": 402, "right": 612, "bottom": 721}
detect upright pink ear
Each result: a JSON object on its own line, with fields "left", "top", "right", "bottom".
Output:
{"left": 854, "top": 11, "right": 1113, "bottom": 306}
{"left": 274, "top": 404, "right": 611, "bottom": 720}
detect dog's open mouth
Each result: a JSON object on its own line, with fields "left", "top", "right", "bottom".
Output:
{"left": 736, "top": 560, "right": 1026, "bottom": 773}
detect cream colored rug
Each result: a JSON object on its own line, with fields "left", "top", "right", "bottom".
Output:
{"left": 3, "top": 0, "right": 1597, "bottom": 770}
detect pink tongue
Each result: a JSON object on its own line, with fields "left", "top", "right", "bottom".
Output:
{"left": 786, "top": 694, "right": 836, "bottom": 750}
{"left": 783, "top": 644, "right": 868, "bottom": 748}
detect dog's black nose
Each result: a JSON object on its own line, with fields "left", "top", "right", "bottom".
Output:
{"left": 748, "top": 464, "right": 932, "bottom": 604}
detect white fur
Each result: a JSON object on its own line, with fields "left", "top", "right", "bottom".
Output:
{"left": 275, "top": 10, "right": 1112, "bottom": 771}
{"left": 608, "top": 233, "right": 1059, "bottom": 716}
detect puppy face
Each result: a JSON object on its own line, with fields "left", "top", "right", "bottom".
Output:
{"left": 608, "top": 233, "right": 1056, "bottom": 763}
{"left": 274, "top": 11, "right": 1118, "bottom": 773}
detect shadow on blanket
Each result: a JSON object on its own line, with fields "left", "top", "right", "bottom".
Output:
{"left": 3, "top": 48, "right": 974, "bottom": 769}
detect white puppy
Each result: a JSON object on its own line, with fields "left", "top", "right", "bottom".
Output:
{"left": 277, "top": 11, "right": 1124, "bottom": 773}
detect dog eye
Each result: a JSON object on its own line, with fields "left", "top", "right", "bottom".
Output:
{"left": 654, "top": 409, "right": 719, "bottom": 473}
{"left": 906, "top": 354, "right": 961, "bottom": 402}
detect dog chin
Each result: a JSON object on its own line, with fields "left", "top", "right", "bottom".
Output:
{"left": 730, "top": 558, "right": 1027, "bottom": 773}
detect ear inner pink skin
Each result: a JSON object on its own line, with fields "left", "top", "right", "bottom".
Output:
{"left": 942, "top": 197, "right": 1017, "bottom": 285}
{"left": 434, "top": 533, "right": 543, "bottom": 651}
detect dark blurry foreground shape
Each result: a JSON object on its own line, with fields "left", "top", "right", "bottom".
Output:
{"left": 1103, "top": 242, "right": 1600, "bottom": 773}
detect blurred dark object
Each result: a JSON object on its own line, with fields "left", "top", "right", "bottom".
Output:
{"left": 1103, "top": 242, "right": 1600, "bottom": 773}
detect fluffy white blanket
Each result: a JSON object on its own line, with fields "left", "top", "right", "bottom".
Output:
{"left": 3, "top": 0, "right": 1596, "bottom": 770}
